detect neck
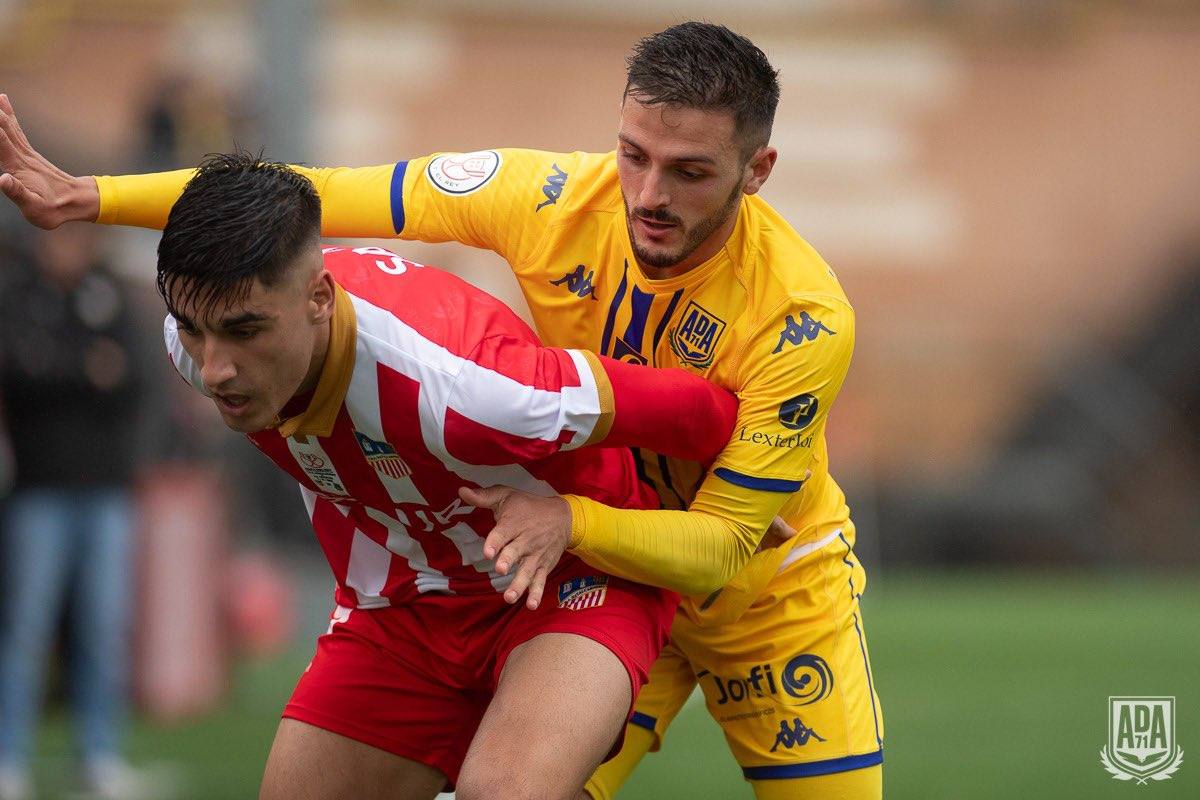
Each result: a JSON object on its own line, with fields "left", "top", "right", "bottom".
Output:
{"left": 298, "top": 318, "right": 332, "bottom": 396}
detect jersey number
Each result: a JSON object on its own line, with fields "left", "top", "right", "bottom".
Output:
{"left": 354, "top": 246, "right": 408, "bottom": 275}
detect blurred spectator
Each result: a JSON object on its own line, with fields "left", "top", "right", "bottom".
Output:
{"left": 0, "top": 226, "right": 153, "bottom": 800}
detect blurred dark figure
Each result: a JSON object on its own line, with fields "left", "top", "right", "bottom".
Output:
{"left": 0, "top": 226, "right": 152, "bottom": 800}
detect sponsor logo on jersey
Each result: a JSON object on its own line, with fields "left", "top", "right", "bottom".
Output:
{"left": 426, "top": 150, "right": 502, "bottom": 195}
{"left": 772, "top": 311, "right": 835, "bottom": 354}
{"left": 737, "top": 427, "right": 813, "bottom": 450}
{"left": 558, "top": 575, "right": 609, "bottom": 610}
{"left": 770, "top": 718, "right": 827, "bottom": 752}
{"left": 1101, "top": 697, "right": 1183, "bottom": 783}
{"left": 550, "top": 265, "right": 598, "bottom": 300}
{"left": 354, "top": 431, "right": 412, "bottom": 480}
{"left": 778, "top": 393, "right": 819, "bottom": 431}
{"left": 536, "top": 163, "right": 568, "bottom": 211}
{"left": 670, "top": 300, "right": 726, "bottom": 368}
{"left": 777, "top": 393, "right": 825, "bottom": 431}
{"left": 706, "top": 653, "right": 834, "bottom": 708}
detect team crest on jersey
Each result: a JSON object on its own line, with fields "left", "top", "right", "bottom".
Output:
{"left": 354, "top": 432, "right": 412, "bottom": 480}
{"left": 670, "top": 301, "right": 726, "bottom": 368}
{"left": 558, "top": 575, "right": 608, "bottom": 610}
{"left": 426, "top": 150, "right": 502, "bottom": 196}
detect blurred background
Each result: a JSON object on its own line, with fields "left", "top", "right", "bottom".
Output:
{"left": 0, "top": 1, "right": 1196, "bottom": 798}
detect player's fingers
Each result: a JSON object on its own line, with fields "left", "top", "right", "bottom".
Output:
{"left": 458, "top": 484, "right": 510, "bottom": 512}
{"left": 483, "top": 517, "right": 521, "bottom": 562}
{"left": 524, "top": 564, "right": 550, "bottom": 611}
{"left": 0, "top": 94, "right": 12, "bottom": 115}
{"left": 494, "top": 539, "right": 524, "bottom": 576}
{"left": 503, "top": 558, "right": 536, "bottom": 605}
{"left": 0, "top": 173, "right": 35, "bottom": 212}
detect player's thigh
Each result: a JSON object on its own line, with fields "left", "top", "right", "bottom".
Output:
{"left": 675, "top": 541, "right": 883, "bottom": 794}
{"left": 457, "top": 632, "right": 631, "bottom": 800}
{"left": 750, "top": 764, "right": 881, "bottom": 800}
{"left": 583, "top": 640, "right": 698, "bottom": 800}
{"left": 260, "top": 717, "right": 446, "bottom": 800}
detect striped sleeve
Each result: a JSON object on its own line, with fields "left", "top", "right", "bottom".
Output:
{"left": 442, "top": 335, "right": 614, "bottom": 466}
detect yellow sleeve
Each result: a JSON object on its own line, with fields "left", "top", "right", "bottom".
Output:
{"left": 396, "top": 148, "right": 576, "bottom": 267}
{"left": 714, "top": 294, "right": 854, "bottom": 490}
{"left": 95, "top": 150, "right": 574, "bottom": 270}
{"left": 564, "top": 473, "right": 785, "bottom": 597}
{"left": 561, "top": 295, "right": 854, "bottom": 597}
{"left": 94, "top": 165, "right": 395, "bottom": 235}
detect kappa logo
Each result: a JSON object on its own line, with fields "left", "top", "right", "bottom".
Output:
{"left": 770, "top": 718, "right": 827, "bottom": 752}
{"left": 772, "top": 312, "right": 835, "bottom": 354}
{"left": 550, "top": 265, "right": 598, "bottom": 300}
{"left": 426, "top": 150, "right": 502, "bottom": 196}
{"left": 536, "top": 163, "right": 568, "bottom": 211}
{"left": 1101, "top": 696, "right": 1184, "bottom": 783}
{"left": 558, "top": 575, "right": 608, "bottom": 610}
{"left": 670, "top": 300, "right": 726, "bottom": 368}
{"left": 354, "top": 432, "right": 412, "bottom": 480}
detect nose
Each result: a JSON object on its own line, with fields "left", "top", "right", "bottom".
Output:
{"left": 199, "top": 338, "right": 237, "bottom": 390}
{"left": 637, "top": 166, "right": 670, "bottom": 210}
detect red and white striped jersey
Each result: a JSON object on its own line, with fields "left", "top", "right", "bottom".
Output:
{"left": 166, "top": 245, "right": 661, "bottom": 608}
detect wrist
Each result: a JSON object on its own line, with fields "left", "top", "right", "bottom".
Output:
{"left": 562, "top": 495, "right": 587, "bottom": 549}
{"left": 62, "top": 175, "right": 100, "bottom": 223}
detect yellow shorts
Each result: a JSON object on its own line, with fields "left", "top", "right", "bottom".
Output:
{"left": 587, "top": 531, "right": 883, "bottom": 798}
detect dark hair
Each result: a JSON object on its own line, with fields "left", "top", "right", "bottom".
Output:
{"left": 625, "top": 22, "right": 780, "bottom": 155}
{"left": 157, "top": 150, "right": 321, "bottom": 320}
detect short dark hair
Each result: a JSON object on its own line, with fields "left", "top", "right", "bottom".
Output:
{"left": 157, "top": 150, "right": 321, "bottom": 320}
{"left": 624, "top": 21, "right": 780, "bottom": 154}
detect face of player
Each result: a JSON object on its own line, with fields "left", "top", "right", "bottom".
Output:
{"left": 617, "top": 96, "right": 777, "bottom": 277}
{"left": 170, "top": 246, "right": 335, "bottom": 433}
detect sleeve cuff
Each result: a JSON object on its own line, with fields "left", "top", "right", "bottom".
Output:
{"left": 94, "top": 175, "right": 117, "bottom": 224}
{"left": 563, "top": 494, "right": 589, "bottom": 548}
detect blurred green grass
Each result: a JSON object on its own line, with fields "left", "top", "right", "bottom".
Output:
{"left": 30, "top": 570, "right": 1200, "bottom": 798}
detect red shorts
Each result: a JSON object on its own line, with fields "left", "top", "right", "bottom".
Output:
{"left": 282, "top": 560, "right": 677, "bottom": 786}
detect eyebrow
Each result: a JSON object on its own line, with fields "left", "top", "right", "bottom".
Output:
{"left": 173, "top": 311, "right": 273, "bottom": 330}
{"left": 617, "top": 134, "right": 716, "bottom": 166}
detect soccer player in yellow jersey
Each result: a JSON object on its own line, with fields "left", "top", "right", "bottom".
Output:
{"left": 0, "top": 22, "right": 882, "bottom": 799}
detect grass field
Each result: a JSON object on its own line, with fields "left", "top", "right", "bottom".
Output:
{"left": 29, "top": 570, "right": 1199, "bottom": 799}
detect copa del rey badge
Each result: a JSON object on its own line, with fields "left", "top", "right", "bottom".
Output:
{"left": 1100, "top": 697, "right": 1184, "bottom": 784}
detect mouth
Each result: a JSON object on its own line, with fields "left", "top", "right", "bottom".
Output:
{"left": 634, "top": 214, "right": 679, "bottom": 241}
{"left": 213, "top": 391, "right": 252, "bottom": 416}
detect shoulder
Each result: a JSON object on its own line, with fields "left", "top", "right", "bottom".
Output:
{"left": 322, "top": 244, "right": 539, "bottom": 359}
{"left": 735, "top": 196, "right": 853, "bottom": 331}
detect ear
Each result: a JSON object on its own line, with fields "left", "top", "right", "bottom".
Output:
{"left": 742, "top": 146, "right": 778, "bottom": 196}
{"left": 309, "top": 269, "right": 336, "bottom": 324}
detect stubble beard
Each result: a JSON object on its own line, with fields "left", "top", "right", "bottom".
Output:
{"left": 625, "top": 182, "right": 743, "bottom": 271}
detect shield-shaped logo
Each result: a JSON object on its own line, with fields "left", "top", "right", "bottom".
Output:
{"left": 670, "top": 300, "right": 727, "bottom": 368}
{"left": 1100, "top": 696, "right": 1184, "bottom": 783}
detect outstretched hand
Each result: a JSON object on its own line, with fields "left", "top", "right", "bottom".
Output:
{"left": 0, "top": 93, "right": 99, "bottom": 228}
{"left": 458, "top": 485, "right": 573, "bottom": 611}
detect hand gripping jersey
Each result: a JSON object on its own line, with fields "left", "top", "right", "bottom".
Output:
{"left": 163, "top": 244, "right": 731, "bottom": 607}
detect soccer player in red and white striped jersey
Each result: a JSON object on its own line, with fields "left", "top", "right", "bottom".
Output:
{"left": 145, "top": 153, "right": 737, "bottom": 799}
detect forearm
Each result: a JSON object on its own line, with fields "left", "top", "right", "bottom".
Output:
{"left": 563, "top": 477, "right": 779, "bottom": 596}
{"left": 592, "top": 353, "right": 736, "bottom": 463}
{"left": 95, "top": 165, "right": 396, "bottom": 236}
